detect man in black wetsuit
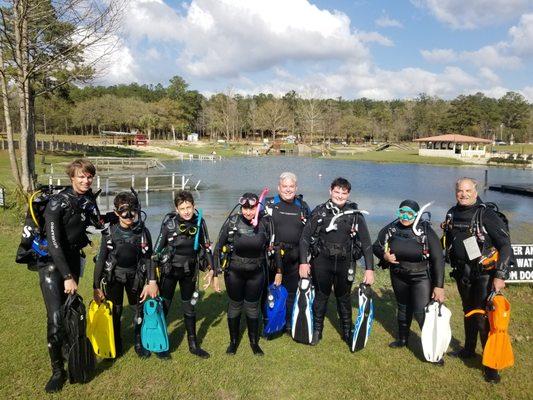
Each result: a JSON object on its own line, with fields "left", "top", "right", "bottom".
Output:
{"left": 299, "top": 177, "right": 374, "bottom": 347}
{"left": 264, "top": 172, "right": 310, "bottom": 334}
{"left": 40, "top": 159, "right": 102, "bottom": 393}
{"left": 443, "top": 177, "right": 513, "bottom": 383}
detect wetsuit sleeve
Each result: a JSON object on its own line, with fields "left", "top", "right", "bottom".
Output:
{"left": 483, "top": 208, "right": 512, "bottom": 280}
{"left": 427, "top": 226, "right": 445, "bottom": 288}
{"left": 44, "top": 197, "right": 72, "bottom": 278}
{"left": 372, "top": 225, "right": 389, "bottom": 260}
{"left": 153, "top": 220, "right": 169, "bottom": 255}
{"left": 299, "top": 208, "right": 320, "bottom": 264}
{"left": 93, "top": 233, "right": 110, "bottom": 289}
{"left": 143, "top": 228, "right": 156, "bottom": 281}
{"left": 200, "top": 218, "right": 216, "bottom": 274}
{"left": 302, "top": 201, "right": 311, "bottom": 220}
{"left": 214, "top": 220, "right": 230, "bottom": 272}
{"left": 356, "top": 215, "right": 374, "bottom": 270}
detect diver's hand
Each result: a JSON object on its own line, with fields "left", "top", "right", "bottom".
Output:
{"left": 203, "top": 270, "right": 214, "bottom": 289}
{"left": 93, "top": 288, "right": 105, "bottom": 304}
{"left": 299, "top": 263, "right": 311, "bottom": 278}
{"left": 274, "top": 273, "right": 282, "bottom": 286}
{"left": 493, "top": 278, "right": 506, "bottom": 292}
{"left": 64, "top": 279, "right": 78, "bottom": 295}
{"left": 140, "top": 281, "right": 159, "bottom": 302}
{"left": 363, "top": 270, "right": 375, "bottom": 286}
{"left": 384, "top": 251, "right": 399, "bottom": 264}
{"left": 213, "top": 276, "right": 221, "bottom": 293}
{"left": 432, "top": 287, "right": 445, "bottom": 303}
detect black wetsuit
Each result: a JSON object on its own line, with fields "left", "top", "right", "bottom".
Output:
{"left": 443, "top": 198, "right": 512, "bottom": 358}
{"left": 94, "top": 222, "right": 154, "bottom": 356}
{"left": 40, "top": 187, "right": 99, "bottom": 377}
{"left": 299, "top": 200, "right": 374, "bottom": 343}
{"left": 373, "top": 220, "right": 444, "bottom": 342}
{"left": 264, "top": 195, "right": 310, "bottom": 330}
{"left": 215, "top": 213, "right": 273, "bottom": 352}
{"left": 153, "top": 212, "right": 214, "bottom": 357}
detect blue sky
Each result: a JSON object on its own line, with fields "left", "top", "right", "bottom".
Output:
{"left": 98, "top": 0, "right": 533, "bottom": 101}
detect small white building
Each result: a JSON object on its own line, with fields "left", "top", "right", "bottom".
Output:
{"left": 414, "top": 134, "right": 492, "bottom": 159}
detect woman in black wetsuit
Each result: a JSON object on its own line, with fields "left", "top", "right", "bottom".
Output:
{"left": 373, "top": 200, "right": 445, "bottom": 351}
{"left": 215, "top": 193, "right": 274, "bottom": 356}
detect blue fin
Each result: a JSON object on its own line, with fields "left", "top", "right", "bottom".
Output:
{"left": 141, "top": 297, "right": 169, "bottom": 353}
{"left": 264, "top": 284, "right": 288, "bottom": 335}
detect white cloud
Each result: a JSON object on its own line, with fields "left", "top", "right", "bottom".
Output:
{"left": 461, "top": 45, "right": 523, "bottom": 69}
{"left": 375, "top": 15, "right": 403, "bottom": 28}
{"left": 421, "top": 48, "right": 458, "bottom": 63}
{"left": 224, "top": 63, "right": 482, "bottom": 100}
{"left": 412, "top": 0, "right": 533, "bottom": 29}
{"left": 478, "top": 67, "right": 501, "bottom": 85}
{"left": 355, "top": 31, "right": 394, "bottom": 46}
{"left": 121, "top": 0, "right": 394, "bottom": 78}
{"left": 520, "top": 86, "right": 533, "bottom": 102}
{"left": 84, "top": 35, "right": 140, "bottom": 85}
{"left": 422, "top": 14, "right": 533, "bottom": 70}
{"left": 508, "top": 13, "right": 533, "bottom": 56}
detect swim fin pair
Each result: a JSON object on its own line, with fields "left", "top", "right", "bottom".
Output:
{"left": 141, "top": 297, "right": 169, "bottom": 353}
{"left": 291, "top": 278, "right": 314, "bottom": 344}
{"left": 421, "top": 301, "right": 452, "bottom": 363}
{"left": 351, "top": 283, "right": 374, "bottom": 352}
{"left": 87, "top": 300, "right": 116, "bottom": 359}
{"left": 483, "top": 292, "right": 514, "bottom": 370}
{"left": 264, "top": 284, "right": 288, "bottom": 336}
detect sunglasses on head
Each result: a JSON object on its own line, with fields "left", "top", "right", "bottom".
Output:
{"left": 239, "top": 196, "right": 258, "bottom": 207}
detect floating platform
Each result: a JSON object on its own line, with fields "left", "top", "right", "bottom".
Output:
{"left": 488, "top": 184, "right": 533, "bottom": 197}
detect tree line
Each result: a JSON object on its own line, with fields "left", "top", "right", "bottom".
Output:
{"left": 18, "top": 81, "right": 532, "bottom": 145}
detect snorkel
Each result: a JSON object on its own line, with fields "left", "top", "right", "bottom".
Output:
{"left": 412, "top": 202, "right": 434, "bottom": 236}
{"left": 252, "top": 187, "right": 269, "bottom": 227}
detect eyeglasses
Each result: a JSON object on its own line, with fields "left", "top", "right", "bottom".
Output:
{"left": 239, "top": 196, "right": 258, "bottom": 207}
{"left": 179, "top": 224, "right": 197, "bottom": 235}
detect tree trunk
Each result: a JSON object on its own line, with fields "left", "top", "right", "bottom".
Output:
{"left": 171, "top": 124, "right": 176, "bottom": 142}
{"left": 0, "top": 44, "right": 21, "bottom": 187}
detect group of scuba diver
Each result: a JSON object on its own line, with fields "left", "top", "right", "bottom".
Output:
{"left": 15, "top": 159, "right": 515, "bottom": 393}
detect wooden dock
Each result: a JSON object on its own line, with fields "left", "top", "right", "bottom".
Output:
{"left": 488, "top": 184, "right": 533, "bottom": 197}
{"left": 44, "top": 172, "right": 202, "bottom": 194}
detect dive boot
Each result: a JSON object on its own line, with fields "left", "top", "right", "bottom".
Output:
{"left": 45, "top": 345, "right": 66, "bottom": 393}
{"left": 226, "top": 317, "right": 240, "bottom": 355}
{"left": 247, "top": 317, "right": 264, "bottom": 356}
{"left": 185, "top": 316, "right": 209, "bottom": 359}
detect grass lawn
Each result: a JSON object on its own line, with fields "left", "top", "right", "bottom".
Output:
{"left": 490, "top": 144, "right": 533, "bottom": 154}
{"left": 329, "top": 150, "right": 466, "bottom": 166}
{"left": 0, "top": 150, "right": 531, "bottom": 399}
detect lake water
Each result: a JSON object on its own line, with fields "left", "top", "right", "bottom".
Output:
{"left": 97, "top": 157, "right": 533, "bottom": 243}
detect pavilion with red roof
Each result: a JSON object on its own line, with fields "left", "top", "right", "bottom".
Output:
{"left": 413, "top": 134, "right": 492, "bottom": 159}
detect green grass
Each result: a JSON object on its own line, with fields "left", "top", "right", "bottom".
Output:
{"left": 490, "top": 144, "right": 533, "bottom": 154}
{"left": 329, "top": 150, "right": 466, "bottom": 165}
{"left": 0, "top": 225, "right": 531, "bottom": 399}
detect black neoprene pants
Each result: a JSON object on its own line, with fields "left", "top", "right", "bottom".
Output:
{"left": 105, "top": 272, "right": 143, "bottom": 351}
{"left": 225, "top": 264, "right": 265, "bottom": 319}
{"left": 39, "top": 264, "right": 75, "bottom": 349}
{"left": 390, "top": 269, "right": 431, "bottom": 330}
{"left": 159, "top": 268, "right": 196, "bottom": 317}
{"left": 455, "top": 266, "right": 493, "bottom": 351}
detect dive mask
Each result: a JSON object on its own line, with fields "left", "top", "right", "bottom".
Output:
{"left": 397, "top": 206, "right": 417, "bottom": 221}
